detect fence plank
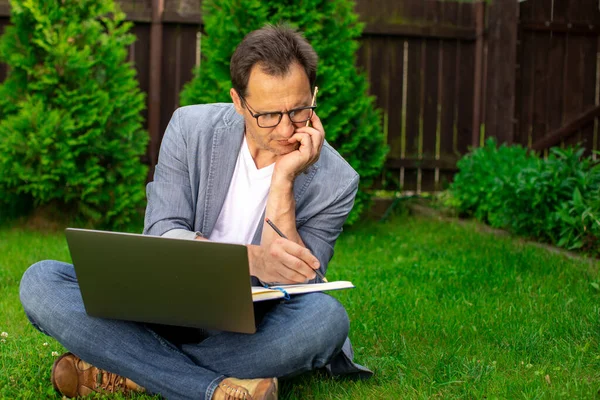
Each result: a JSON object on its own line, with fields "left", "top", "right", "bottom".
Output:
{"left": 159, "top": 24, "right": 198, "bottom": 142}
{"left": 402, "top": 0, "right": 425, "bottom": 192}
{"left": 531, "top": 0, "right": 553, "bottom": 147}
{"left": 421, "top": 38, "right": 439, "bottom": 191}
{"left": 577, "top": 0, "right": 599, "bottom": 154}
{"left": 387, "top": 38, "right": 405, "bottom": 164}
{"left": 422, "top": 39, "right": 439, "bottom": 159}
{"left": 563, "top": 3, "right": 587, "bottom": 147}
{"left": 546, "top": 30, "right": 567, "bottom": 135}
{"left": 517, "top": 23, "right": 535, "bottom": 145}
{"left": 455, "top": 3, "right": 475, "bottom": 154}
{"left": 484, "top": 0, "right": 518, "bottom": 143}
{"left": 404, "top": 38, "right": 423, "bottom": 192}
{"left": 437, "top": 2, "right": 459, "bottom": 188}
{"left": 369, "top": 37, "right": 391, "bottom": 122}
{"left": 130, "top": 24, "right": 151, "bottom": 121}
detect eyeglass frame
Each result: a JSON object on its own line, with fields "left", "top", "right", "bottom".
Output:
{"left": 239, "top": 95, "right": 317, "bottom": 128}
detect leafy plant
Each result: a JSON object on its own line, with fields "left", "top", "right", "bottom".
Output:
{"left": 0, "top": 0, "right": 148, "bottom": 229}
{"left": 179, "top": 0, "right": 388, "bottom": 224}
{"left": 450, "top": 138, "right": 536, "bottom": 226}
{"left": 451, "top": 139, "right": 600, "bottom": 256}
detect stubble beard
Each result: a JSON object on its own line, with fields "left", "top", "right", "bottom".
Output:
{"left": 246, "top": 126, "right": 296, "bottom": 156}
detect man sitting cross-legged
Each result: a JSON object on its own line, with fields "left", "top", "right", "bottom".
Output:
{"left": 20, "top": 24, "right": 371, "bottom": 400}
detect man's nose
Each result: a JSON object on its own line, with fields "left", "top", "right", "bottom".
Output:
{"left": 275, "top": 114, "right": 295, "bottom": 137}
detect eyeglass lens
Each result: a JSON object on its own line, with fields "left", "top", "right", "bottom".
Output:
{"left": 257, "top": 108, "right": 313, "bottom": 128}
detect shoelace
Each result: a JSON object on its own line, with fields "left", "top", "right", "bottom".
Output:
{"left": 219, "top": 381, "right": 253, "bottom": 400}
{"left": 95, "top": 370, "right": 129, "bottom": 393}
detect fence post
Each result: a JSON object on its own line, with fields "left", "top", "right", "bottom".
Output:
{"left": 484, "top": 0, "right": 519, "bottom": 144}
{"left": 147, "top": 0, "right": 165, "bottom": 180}
{"left": 472, "top": 1, "right": 486, "bottom": 148}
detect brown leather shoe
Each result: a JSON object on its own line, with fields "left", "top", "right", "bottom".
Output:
{"left": 213, "top": 377, "right": 278, "bottom": 400}
{"left": 51, "top": 352, "right": 145, "bottom": 398}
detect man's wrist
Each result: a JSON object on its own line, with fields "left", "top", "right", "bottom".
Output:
{"left": 270, "top": 171, "right": 295, "bottom": 190}
{"left": 246, "top": 244, "right": 263, "bottom": 279}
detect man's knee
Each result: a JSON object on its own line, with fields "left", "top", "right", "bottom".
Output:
{"left": 20, "top": 260, "right": 71, "bottom": 316}
{"left": 315, "top": 293, "right": 350, "bottom": 346}
{"left": 296, "top": 293, "right": 349, "bottom": 360}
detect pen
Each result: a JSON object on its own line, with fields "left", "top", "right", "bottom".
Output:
{"left": 265, "top": 217, "right": 328, "bottom": 282}
{"left": 305, "top": 86, "right": 319, "bottom": 127}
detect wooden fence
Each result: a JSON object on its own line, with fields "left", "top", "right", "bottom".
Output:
{"left": 355, "top": 0, "right": 485, "bottom": 192}
{"left": 0, "top": 0, "right": 597, "bottom": 193}
{"left": 516, "top": 0, "right": 600, "bottom": 153}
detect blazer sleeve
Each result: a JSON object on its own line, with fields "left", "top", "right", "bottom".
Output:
{"left": 298, "top": 173, "right": 359, "bottom": 282}
{"left": 143, "top": 109, "right": 196, "bottom": 236}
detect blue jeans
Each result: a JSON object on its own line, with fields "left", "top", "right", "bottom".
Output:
{"left": 19, "top": 260, "right": 350, "bottom": 400}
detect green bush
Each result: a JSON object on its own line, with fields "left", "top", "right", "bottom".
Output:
{"left": 0, "top": 0, "right": 148, "bottom": 229}
{"left": 179, "top": 0, "right": 388, "bottom": 224}
{"left": 451, "top": 138, "right": 600, "bottom": 256}
{"left": 450, "top": 138, "right": 537, "bottom": 227}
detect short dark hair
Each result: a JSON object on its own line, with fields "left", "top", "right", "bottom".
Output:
{"left": 230, "top": 24, "right": 318, "bottom": 98}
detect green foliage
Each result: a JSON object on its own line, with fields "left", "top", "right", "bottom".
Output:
{"left": 179, "top": 0, "right": 388, "bottom": 224}
{"left": 451, "top": 138, "right": 600, "bottom": 256}
{"left": 0, "top": 0, "right": 148, "bottom": 229}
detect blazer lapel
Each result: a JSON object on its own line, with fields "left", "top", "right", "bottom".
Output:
{"left": 202, "top": 111, "right": 244, "bottom": 237}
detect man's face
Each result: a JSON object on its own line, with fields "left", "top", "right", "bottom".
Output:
{"left": 232, "top": 62, "right": 312, "bottom": 159}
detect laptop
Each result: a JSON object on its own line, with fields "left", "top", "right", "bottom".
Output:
{"left": 65, "top": 228, "right": 258, "bottom": 334}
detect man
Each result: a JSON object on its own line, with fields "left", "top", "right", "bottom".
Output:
{"left": 19, "top": 24, "right": 371, "bottom": 400}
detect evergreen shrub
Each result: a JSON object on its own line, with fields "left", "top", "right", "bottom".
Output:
{"left": 0, "top": 0, "right": 148, "bottom": 229}
{"left": 451, "top": 138, "right": 600, "bottom": 256}
{"left": 179, "top": 0, "right": 388, "bottom": 224}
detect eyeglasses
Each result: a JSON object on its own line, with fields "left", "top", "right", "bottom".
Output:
{"left": 240, "top": 96, "right": 316, "bottom": 128}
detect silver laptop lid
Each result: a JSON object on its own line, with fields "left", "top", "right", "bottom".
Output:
{"left": 65, "top": 228, "right": 256, "bottom": 334}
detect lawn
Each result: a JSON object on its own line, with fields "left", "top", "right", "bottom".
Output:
{"left": 1, "top": 211, "right": 599, "bottom": 399}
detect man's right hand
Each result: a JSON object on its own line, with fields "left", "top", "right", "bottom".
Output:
{"left": 247, "top": 239, "right": 320, "bottom": 284}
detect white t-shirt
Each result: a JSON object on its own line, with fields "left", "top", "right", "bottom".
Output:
{"left": 208, "top": 136, "right": 274, "bottom": 244}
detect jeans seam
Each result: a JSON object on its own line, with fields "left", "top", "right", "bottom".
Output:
{"left": 205, "top": 374, "right": 226, "bottom": 400}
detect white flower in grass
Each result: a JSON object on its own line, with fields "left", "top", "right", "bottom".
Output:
{"left": 52, "top": 351, "right": 59, "bottom": 357}
{"left": 43, "top": 342, "right": 49, "bottom": 347}
{"left": 0, "top": 338, "right": 5, "bottom": 343}
{"left": 1, "top": 332, "right": 7, "bottom": 338}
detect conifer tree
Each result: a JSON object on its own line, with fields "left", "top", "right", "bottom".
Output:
{"left": 180, "top": 0, "right": 388, "bottom": 224}
{"left": 0, "top": 0, "right": 148, "bottom": 229}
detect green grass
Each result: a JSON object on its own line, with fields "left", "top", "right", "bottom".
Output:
{"left": 1, "top": 212, "right": 599, "bottom": 399}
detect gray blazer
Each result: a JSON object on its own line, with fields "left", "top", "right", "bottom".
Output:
{"left": 143, "top": 103, "right": 372, "bottom": 379}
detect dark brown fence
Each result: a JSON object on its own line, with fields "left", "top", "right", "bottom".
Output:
{"left": 516, "top": 0, "right": 600, "bottom": 154}
{"left": 355, "top": 0, "right": 485, "bottom": 192}
{"left": 0, "top": 0, "right": 597, "bottom": 193}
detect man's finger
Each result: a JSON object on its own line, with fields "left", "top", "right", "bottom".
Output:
{"left": 297, "top": 113, "right": 324, "bottom": 154}
{"left": 309, "top": 112, "right": 325, "bottom": 150}
{"left": 270, "top": 240, "right": 317, "bottom": 279}
{"left": 273, "top": 266, "right": 309, "bottom": 284}
{"left": 290, "top": 132, "right": 314, "bottom": 156}
{"left": 281, "top": 240, "right": 320, "bottom": 270}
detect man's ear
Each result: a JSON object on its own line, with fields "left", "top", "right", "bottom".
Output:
{"left": 230, "top": 88, "right": 244, "bottom": 115}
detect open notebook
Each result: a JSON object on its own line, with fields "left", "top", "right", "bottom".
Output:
{"left": 252, "top": 281, "right": 354, "bottom": 302}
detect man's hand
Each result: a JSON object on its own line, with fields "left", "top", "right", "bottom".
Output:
{"left": 273, "top": 112, "right": 325, "bottom": 182}
{"left": 247, "top": 238, "right": 320, "bottom": 284}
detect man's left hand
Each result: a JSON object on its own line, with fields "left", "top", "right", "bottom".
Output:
{"left": 273, "top": 112, "right": 324, "bottom": 182}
